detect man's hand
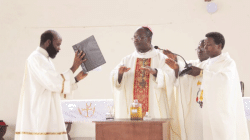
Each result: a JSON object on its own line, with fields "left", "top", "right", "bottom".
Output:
{"left": 163, "top": 49, "right": 177, "bottom": 62}
{"left": 118, "top": 66, "right": 131, "bottom": 75}
{"left": 75, "top": 71, "right": 88, "bottom": 82}
{"left": 187, "top": 66, "right": 202, "bottom": 77}
{"left": 118, "top": 65, "right": 131, "bottom": 84}
{"left": 165, "top": 58, "right": 179, "bottom": 70}
{"left": 140, "top": 66, "right": 157, "bottom": 77}
{"left": 71, "top": 51, "right": 87, "bottom": 73}
{"left": 165, "top": 58, "right": 179, "bottom": 78}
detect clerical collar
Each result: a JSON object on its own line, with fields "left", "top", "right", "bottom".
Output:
{"left": 36, "top": 47, "right": 49, "bottom": 58}
{"left": 208, "top": 53, "right": 221, "bottom": 65}
{"left": 135, "top": 45, "right": 157, "bottom": 58}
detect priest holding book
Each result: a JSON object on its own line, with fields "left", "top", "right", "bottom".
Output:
{"left": 15, "top": 30, "right": 88, "bottom": 140}
{"left": 110, "top": 26, "right": 182, "bottom": 139}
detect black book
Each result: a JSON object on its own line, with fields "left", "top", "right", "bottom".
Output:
{"left": 72, "top": 35, "right": 106, "bottom": 73}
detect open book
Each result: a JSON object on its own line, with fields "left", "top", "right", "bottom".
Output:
{"left": 72, "top": 35, "right": 106, "bottom": 73}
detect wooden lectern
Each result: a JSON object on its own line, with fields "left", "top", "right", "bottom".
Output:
{"left": 94, "top": 119, "right": 171, "bottom": 140}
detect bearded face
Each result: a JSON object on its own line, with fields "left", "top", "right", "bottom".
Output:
{"left": 46, "top": 39, "right": 59, "bottom": 59}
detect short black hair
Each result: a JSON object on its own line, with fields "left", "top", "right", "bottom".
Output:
{"left": 205, "top": 32, "right": 225, "bottom": 49}
{"left": 142, "top": 27, "right": 153, "bottom": 38}
{"left": 40, "top": 30, "right": 54, "bottom": 46}
{"left": 200, "top": 39, "right": 204, "bottom": 44}
{"left": 199, "top": 39, "right": 205, "bottom": 46}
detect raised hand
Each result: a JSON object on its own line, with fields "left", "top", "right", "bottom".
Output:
{"left": 140, "top": 66, "right": 157, "bottom": 77}
{"left": 118, "top": 65, "right": 131, "bottom": 75}
{"left": 187, "top": 66, "right": 202, "bottom": 77}
{"left": 165, "top": 58, "right": 179, "bottom": 78}
{"left": 163, "top": 49, "right": 177, "bottom": 62}
{"left": 71, "top": 51, "right": 87, "bottom": 73}
{"left": 118, "top": 65, "right": 131, "bottom": 84}
{"left": 75, "top": 71, "right": 88, "bottom": 82}
{"left": 165, "top": 58, "right": 179, "bottom": 70}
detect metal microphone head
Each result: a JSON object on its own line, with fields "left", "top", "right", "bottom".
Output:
{"left": 179, "top": 67, "right": 192, "bottom": 77}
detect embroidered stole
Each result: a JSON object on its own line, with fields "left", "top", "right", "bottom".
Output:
{"left": 196, "top": 81, "right": 203, "bottom": 108}
{"left": 133, "top": 58, "right": 151, "bottom": 117}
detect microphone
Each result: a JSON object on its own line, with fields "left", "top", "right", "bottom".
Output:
{"left": 154, "top": 46, "right": 192, "bottom": 77}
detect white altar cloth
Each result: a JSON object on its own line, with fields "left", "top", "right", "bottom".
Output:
{"left": 243, "top": 97, "right": 250, "bottom": 120}
{"left": 243, "top": 97, "right": 250, "bottom": 137}
{"left": 61, "top": 99, "right": 114, "bottom": 122}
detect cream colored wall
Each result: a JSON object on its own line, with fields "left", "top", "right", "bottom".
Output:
{"left": 1, "top": 0, "right": 250, "bottom": 138}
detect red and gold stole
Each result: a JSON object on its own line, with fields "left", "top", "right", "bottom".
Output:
{"left": 133, "top": 58, "right": 151, "bottom": 117}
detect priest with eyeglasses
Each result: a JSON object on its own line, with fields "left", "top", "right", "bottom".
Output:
{"left": 166, "top": 32, "right": 249, "bottom": 140}
{"left": 110, "top": 26, "right": 182, "bottom": 139}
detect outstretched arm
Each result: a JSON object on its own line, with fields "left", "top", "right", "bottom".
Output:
{"left": 165, "top": 58, "right": 179, "bottom": 78}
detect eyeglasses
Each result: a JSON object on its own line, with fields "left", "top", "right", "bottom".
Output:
{"left": 195, "top": 48, "right": 205, "bottom": 52}
{"left": 131, "top": 36, "right": 147, "bottom": 41}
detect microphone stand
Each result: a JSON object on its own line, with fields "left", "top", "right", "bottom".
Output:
{"left": 154, "top": 46, "right": 192, "bottom": 77}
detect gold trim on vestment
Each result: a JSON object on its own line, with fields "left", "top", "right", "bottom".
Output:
{"left": 15, "top": 132, "right": 67, "bottom": 135}
{"left": 60, "top": 74, "right": 66, "bottom": 98}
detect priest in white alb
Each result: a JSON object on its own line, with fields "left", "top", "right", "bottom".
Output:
{"left": 15, "top": 30, "right": 88, "bottom": 140}
{"left": 166, "top": 32, "right": 249, "bottom": 140}
{"left": 110, "top": 26, "right": 182, "bottom": 139}
{"left": 165, "top": 39, "right": 209, "bottom": 140}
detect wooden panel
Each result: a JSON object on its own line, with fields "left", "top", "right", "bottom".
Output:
{"left": 163, "top": 122, "right": 171, "bottom": 140}
{"left": 95, "top": 119, "right": 171, "bottom": 140}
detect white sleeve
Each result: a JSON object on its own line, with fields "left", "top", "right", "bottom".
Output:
{"left": 28, "top": 55, "right": 76, "bottom": 94}
{"left": 110, "top": 58, "right": 127, "bottom": 90}
{"left": 152, "top": 54, "right": 176, "bottom": 89}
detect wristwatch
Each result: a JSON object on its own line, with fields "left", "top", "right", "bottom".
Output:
{"left": 199, "top": 69, "right": 203, "bottom": 77}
